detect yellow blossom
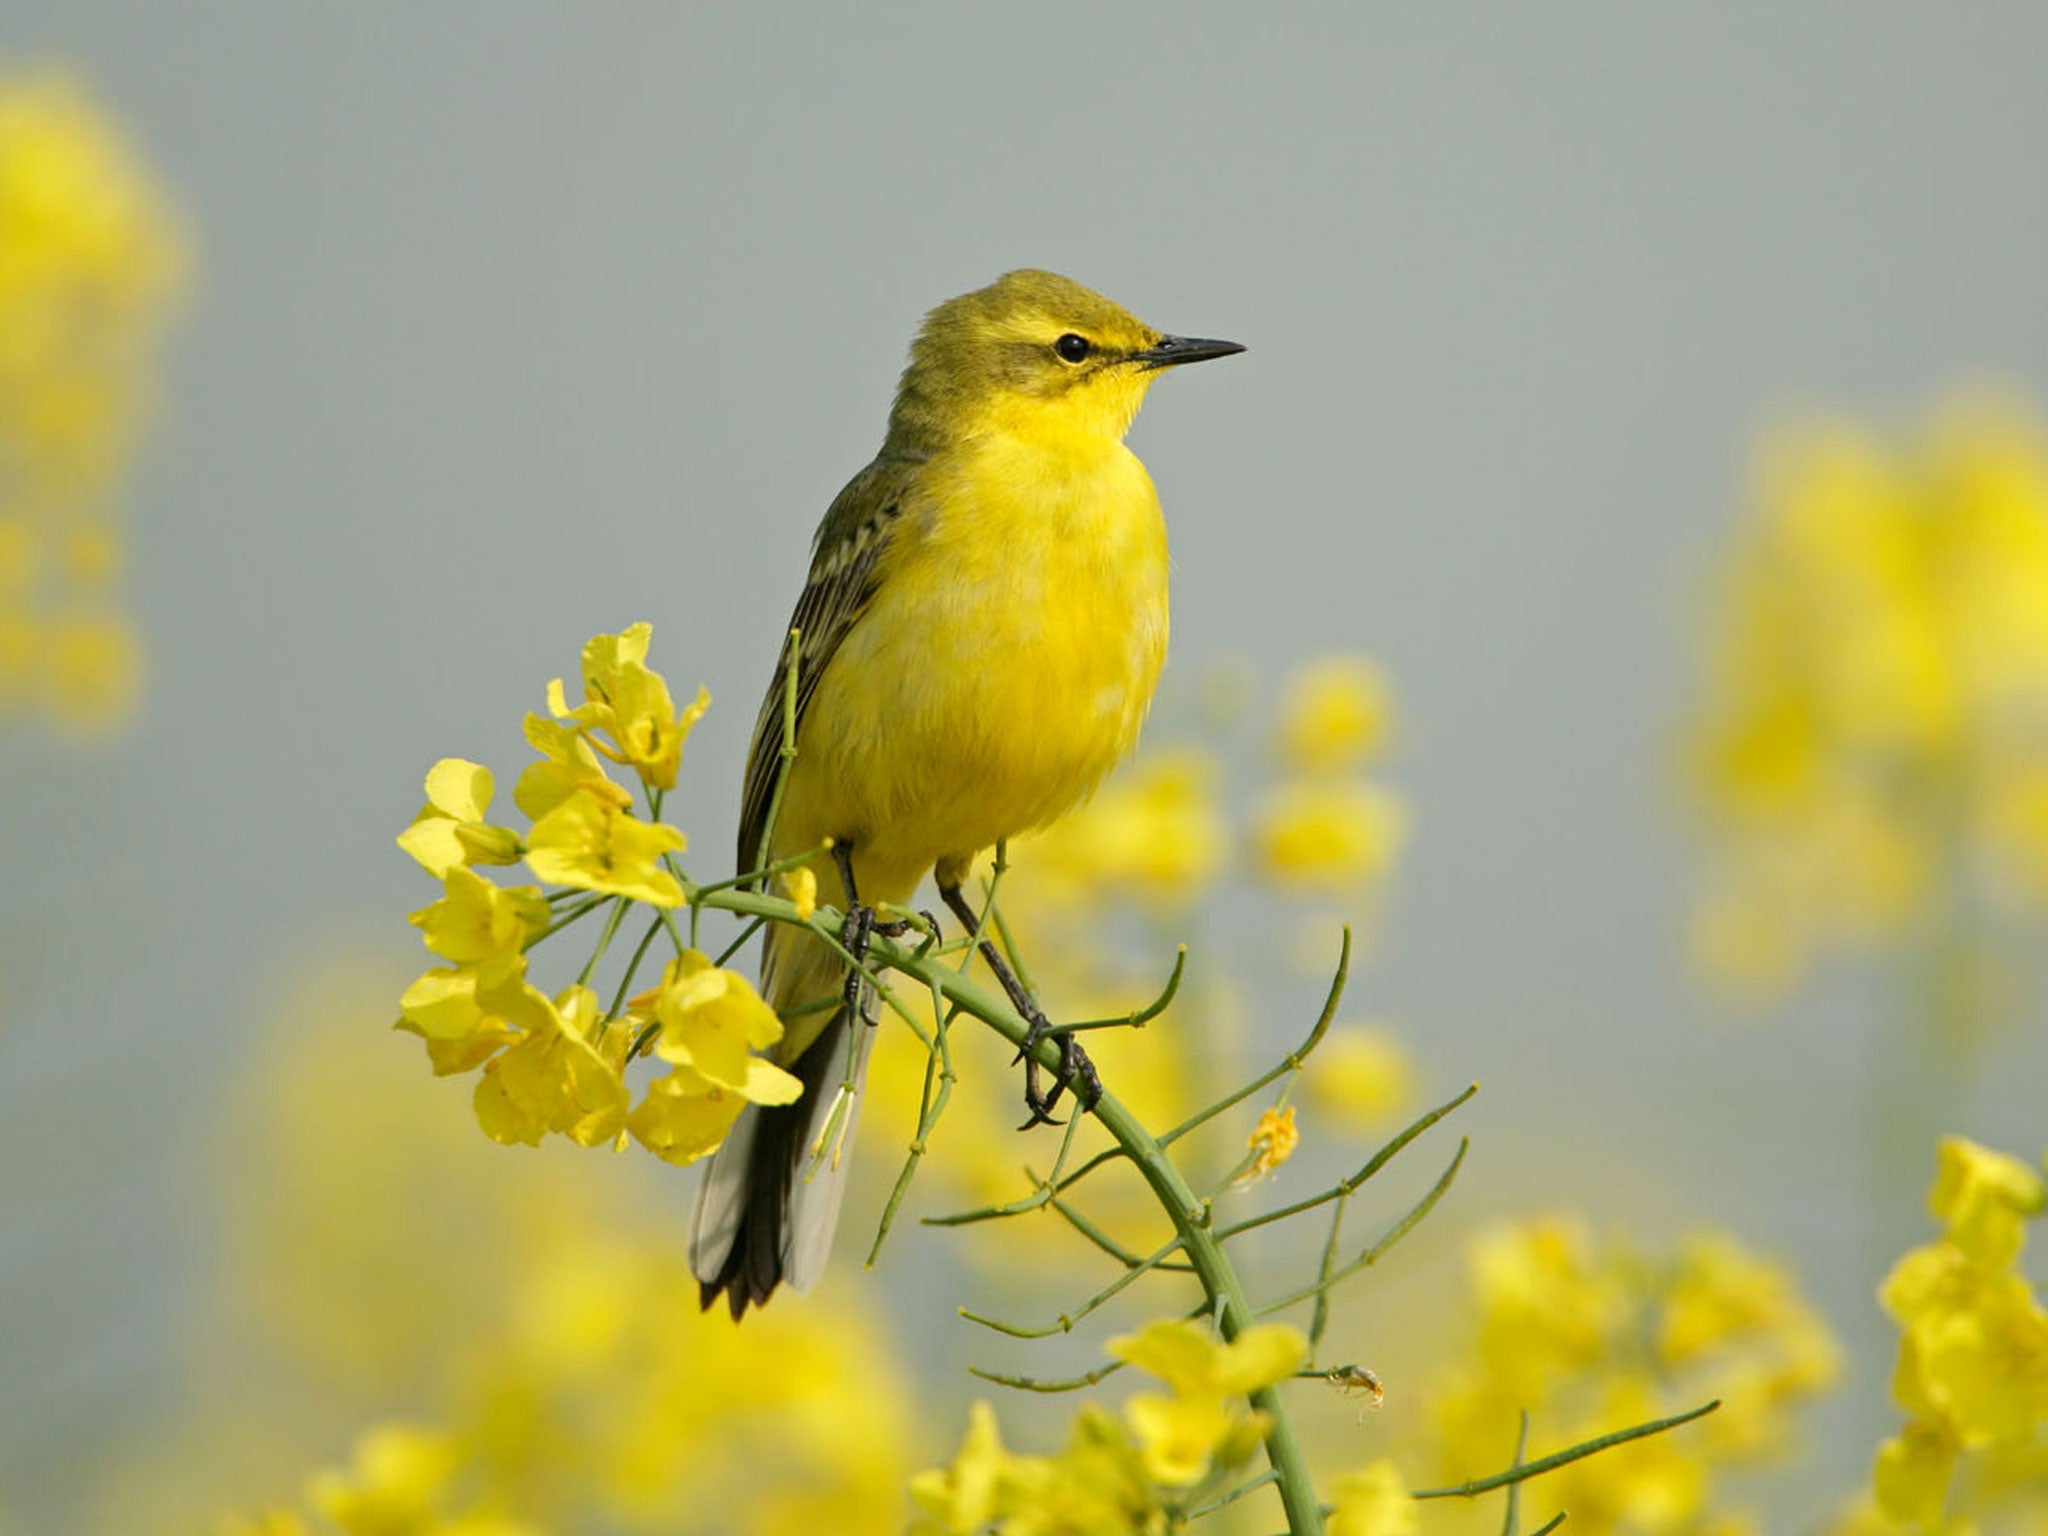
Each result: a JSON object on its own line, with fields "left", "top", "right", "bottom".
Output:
{"left": 547, "top": 623, "right": 710, "bottom": 791}
{"left": 1928, "top": 1135, "right": 2046, "bottom": 1268}
{"left": 1237, "top": 1104, "right": 1299, "bottom": 1185}
{"left": 513, "top": 711, "right": 625, "bottom": 821}
{"left": 623, "top": 953, "right": 803, "bottom": 1166}
{"left": 472, "top": 984, "right": 628, "bottom": 1149}
{"left": 1467, "top": 1215, "right": 1627, "bottom": 1399}
{"left": 1689, "top": 393, "right": 2048, "bottom": 995}
{"left": 397, "top": 759, "right": 522, "bottom": 875}
{"left": 1023, "top": 748, "right": 1229, "bottom": 907}
{"left": 523, "top": 786, "right": 687, "bottom": 905}
{"left": 1119, "top": 1390, "right": 1249, "bottom": 1489}
{"left": 908, "top": 1402, "right": 1010, "bottom": 1535}
{"left": 782, "top": 864, "right": 817, "bottom": 921}
{"left": 1326, "top": 1461, "right": 1418, "bottom": 1536}
{"left": 40, "top": 607, "right": 141, "bottom": 733}
{"left": 408, "top": 868, "right": 546, "bottom": 968}
{"left": 1277, "top": 656, "right": 1394, "bottom": 774}
{"left": 1305, "top": 1025, "right": 1416, "bottom": 1129}
{"left": 305, "top": 1423, "right": 463, "bottom": 1534}
{"left": 1252, "top": 779, "right": 1407, "bottom": 893}
{"left": 1108, "top": 1318, "right": 1303, "bottom": 1486}
{"left": 643, "top": 950, "right": 798, "bottom": 1096}
{"left": 1872, "top": 1420, "right": 1961, "bottom": 1528}
{"left": 1108, "top": 1318, "right": 1307, "bottom": 1400}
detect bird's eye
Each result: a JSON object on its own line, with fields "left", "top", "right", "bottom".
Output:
{"left": 1054, "top": 333, "right": 1091, "bottom": 364}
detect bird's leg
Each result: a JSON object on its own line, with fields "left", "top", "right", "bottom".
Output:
{"left": 832, "top": 842, "right": 878, "bottom": 1025}
{"left": 937, "top": 882, "right": 1101, "bottom": 1128}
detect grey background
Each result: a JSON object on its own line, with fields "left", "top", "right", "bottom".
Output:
{"left": 4, "top": 4, "right": 2047, "bottom": 1529}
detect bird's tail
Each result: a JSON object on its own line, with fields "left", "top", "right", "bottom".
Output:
{"left": 689, "top": 923, "right": 872, "bottom": 1318}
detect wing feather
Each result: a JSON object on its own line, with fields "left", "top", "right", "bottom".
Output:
{"left": 735, "top": 454, "right": 920, "bottom": 880}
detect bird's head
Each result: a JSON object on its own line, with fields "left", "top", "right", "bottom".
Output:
{"left": 886, "top": 269, "right": 1243, "bottom": 451}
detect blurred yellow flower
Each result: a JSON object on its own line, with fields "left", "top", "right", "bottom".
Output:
{"left": 1325, "top": 1461, "right": 1417, "bottom": 1536}
{"left": 0, "top": 71, "right": 183, "bottom": 741}
{"left": 1022, "top": 748, "right": 1229, "bottom": 909}
{"left": 523, "top": 787, "right": 687, "bottom": 905}
{"left": 1928, "top": 1134, "right": 2046, "bottom": 1268}
{"left": 1108, "top": 1318, "right": 1304, "bottom": 1487}
{"left": 39, "top": 607, "right": 141, "bottom": 732}
{"left": 908, "top": 1401, "right": 1009, "bottom": 1534}
{"left": 1251, "top": 779, "right": 1407, "bottom": 894}
{"left": 1865, "top": 1136, "right": 2048, "bottom": 1528}
{"left": 1277, "top": 656, "right": 1394, "bottom": 774}
{"left": 1305, "top": 1025, "right": 1416, "bottom": 1130}
{"left": 1688, "top": 392, "right": 2048, "bottom": 1001}
{"left": 547, "top": 622, "right": 709, "bottom": 792}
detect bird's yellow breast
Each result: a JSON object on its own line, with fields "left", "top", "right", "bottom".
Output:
{"left": 783, "top": 429, "right": 1169, "bottom": 897}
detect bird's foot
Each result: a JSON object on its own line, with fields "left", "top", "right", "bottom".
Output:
{"left": 1015, "top": 1016, "right": 1102, "bottom": 1129}
{"left": 838, "top": 900, "right": 877, "bottom": 1020}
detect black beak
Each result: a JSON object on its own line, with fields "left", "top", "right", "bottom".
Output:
{"left": 1133, "top": 333, "right": 1247, "bottom": 370}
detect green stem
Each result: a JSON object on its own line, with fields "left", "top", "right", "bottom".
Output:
{"left": 678, "top": 884, "right": 1338, "bottom": 1534}
{"left": 1410, "top": 1400, "right": 1720, "bottom": 1500}
{"left": 574, "top": 898, "right": 628, "bottom": 989}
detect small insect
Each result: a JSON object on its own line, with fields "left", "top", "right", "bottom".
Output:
{"left": 1323, "top": 1363, "right": 1386, "bottom": 1421}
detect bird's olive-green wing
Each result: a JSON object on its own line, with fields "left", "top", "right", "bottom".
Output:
{"left": 735, "top": 454, "right": 922, "bottom": 882}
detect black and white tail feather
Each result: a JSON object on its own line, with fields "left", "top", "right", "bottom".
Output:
{"left": 689, "top": 977, "right": 876, "bottom": 1318}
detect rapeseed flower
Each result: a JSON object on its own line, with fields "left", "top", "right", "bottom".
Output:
{"left": 1237, "top": 1104, "right": 1299, "bottom": 1186}
{"left": 398, "top": 759, "right": 522, "bottom": 876}
{"left": 1325, "top": 1461, "right": 1417, "bottom": 1536}
{"left": 1252, "top": 779, "right": 1408, "bottom": 893}
{"left": 471, "top": 984, "right": 628, "bottom": 1149}
{"left": 523, "top": 786, "right": 687, "bottom": 905}
{"left": 1277, "top": 656, "right": 1394, "bottom": 774}
{"left": 0, "top": 72, "right": 183, "bottom": 739}
{"left": 1689, "top": 394, "right": 2048, "bottom": 1003}
{"left": 547, "top": 622, "right": 709, "bottom": 792}
{"left": 1305, "top": 1025, "right": 1417, "bottom": 1129}
{"left": 623, "top": 952, "right": 802, "bottom": 1165}
{"left": 1108, "top": 1318, "right": 1306, "bottom": 1487}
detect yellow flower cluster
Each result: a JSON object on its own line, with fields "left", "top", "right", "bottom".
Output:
{"left": 909, "top": 1319, "right": 1309, "bottom": 1534}
{"left": 226, "top": 1423, "right": 537, "bottom": 1536}
{"left": 223, "top": 1241, "right": 916, "bottom": 1536}
{"left": 395, "top": 626, "right": 796, "bottom": 1166}
{"left": 1254, "top": 658, "right": 1408, "bottom": 895}
{"left": 0, "top": 70, "right": 183, "bottom": 735}
{"left": 1869, "top": 1136, "right": 2048, "bottom": 1531}
{"left": 1012, "top": 654, "right": 1408, "bottom": 920}
{"left": 1690, "top": 395, "right": 2048, "bottom": 996}
{"left": 1422, "top": 1215, "right": 1839, "bottom": 1535}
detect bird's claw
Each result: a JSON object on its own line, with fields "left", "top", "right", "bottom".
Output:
{"left": 1014, "top": 1016, "right": 1101, "bottom": 1129}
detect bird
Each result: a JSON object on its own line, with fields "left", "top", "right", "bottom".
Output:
{"left": 690, "top": 269, "right": 1243, "bottom": 1317}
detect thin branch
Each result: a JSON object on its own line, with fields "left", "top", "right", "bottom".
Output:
{"left": 958, "top": 1233, "right": 1187, "bottom": 1339}
{"left": 1185, "top": 1469, "right": 1279, "bottom": 1522}
{"left": 1501, "top": 1412, "right": 1529, "bottom": 1536}
{"left": 1258, "top": 1139, "right": 1468, "bottom": 1315}
{"left": 1215, "top": 1084, "right": 1479, "bottom": 1240}
{"left": 1410, "top": 1401, "right": 1721, "bottom": 1501}
{"left": 966, "top": 1359, "right": 1129, "bottom": 1394}
{"left": 1159, "top": 927, "right": 1350, "bottom": 1148}
{"left": 1053, "top": 945, "right": 1188, "bottom": 1034}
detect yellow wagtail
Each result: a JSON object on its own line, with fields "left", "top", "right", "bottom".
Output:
{"left": 692, "top": 269, "right": 1243, "bottom": 1316}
